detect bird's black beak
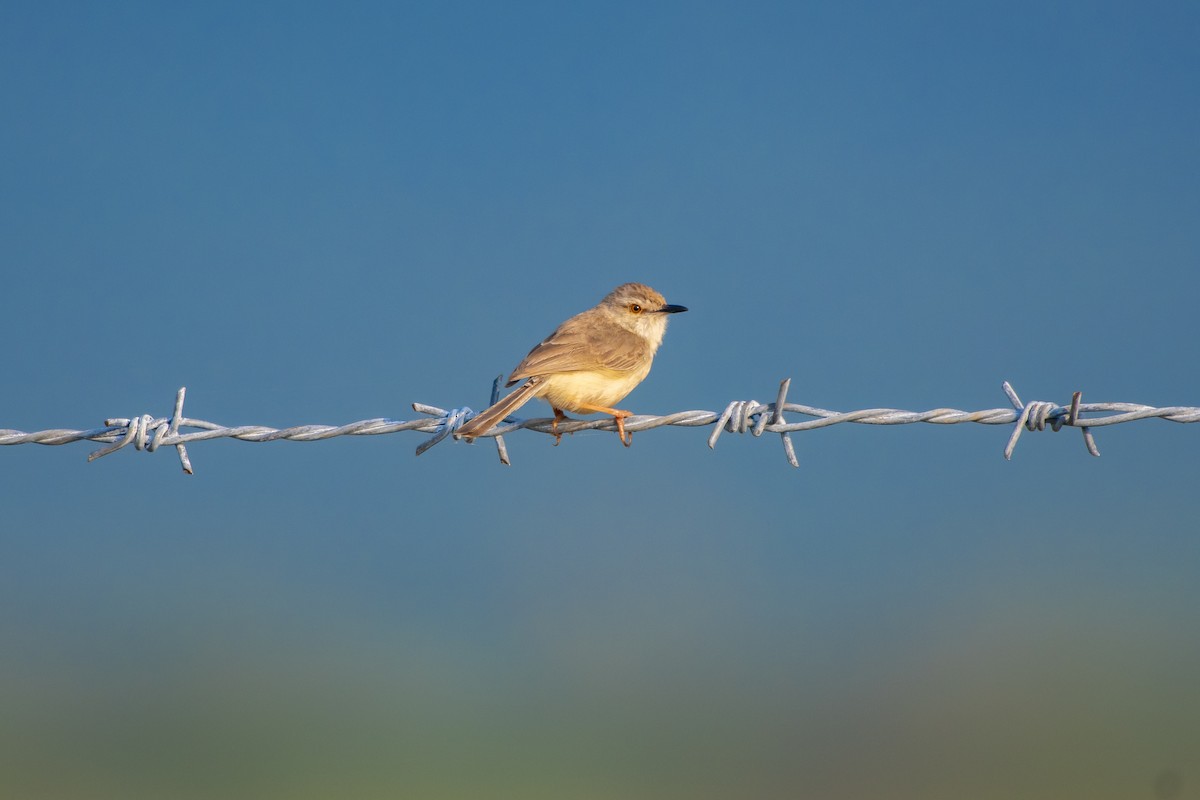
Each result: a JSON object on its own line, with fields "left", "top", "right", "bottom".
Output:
{"left": 658, "top": 304, "right": 688, "bottom": 314}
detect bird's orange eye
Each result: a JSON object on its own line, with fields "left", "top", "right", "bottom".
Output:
{"left": 630, "top": 304, "right": 642, "bottom": 313}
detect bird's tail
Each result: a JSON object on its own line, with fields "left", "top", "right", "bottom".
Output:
{"left": 456, "top": 379, "right": 541, "bottom": 441}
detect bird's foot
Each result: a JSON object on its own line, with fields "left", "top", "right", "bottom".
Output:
{"left": 552, "top": 408, "right": 571, "bottom": 446}
{"left": 570, "top": 403, "right": 635, "bottom": 447}
{"left": 613, "top": 410, "right": 633, "bottom": 447}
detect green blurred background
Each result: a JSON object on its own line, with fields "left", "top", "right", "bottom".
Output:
{"left": 3, "top": 3, "right": 1199, "bottom": 798}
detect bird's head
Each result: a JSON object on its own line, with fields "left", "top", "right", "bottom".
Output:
{"left": 600, "top": 282, "right": 688, "bottom": 350}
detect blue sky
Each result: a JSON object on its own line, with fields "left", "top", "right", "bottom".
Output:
{"left": 3, "top": 3, "right": 1199, "bottom": 798}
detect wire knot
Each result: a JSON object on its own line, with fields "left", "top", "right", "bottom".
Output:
{"left": 1002, "top": 382, "right": 1100, "bottom": 460}
{"left": 87, "top": 388, "right": 194, "bottom": 473}
{"left": 1022, "top": 401, "right": 1064, "bottom": 432}
{"left": 414, "top": 405, "right": 473, "bottom": 457}
{"left": 731, "top": 400, "right": 764, "bottom": 434}
{"left": 708, "top": 399, "right": 763, "bottom": 448}
{"left": 705, "top": 380, "right": 800, "bottom": 467}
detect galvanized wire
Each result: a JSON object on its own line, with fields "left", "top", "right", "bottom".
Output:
{"left": 2, "top": 379, "right": 1198, "bottom": 474}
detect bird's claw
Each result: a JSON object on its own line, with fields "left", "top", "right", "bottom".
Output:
{"left": 616, "top": 415, "right": 632, "bottom": 447}
{"left": 552, "top": 409, "right": 569, "bottom": 446}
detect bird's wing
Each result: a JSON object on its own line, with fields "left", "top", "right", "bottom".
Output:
{"left": 507, "top": 310, "right": 649, "bottom": 385}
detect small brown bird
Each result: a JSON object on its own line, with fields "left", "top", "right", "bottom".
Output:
{"left": 455, "top": 282, "right": 687, "bottom": 446}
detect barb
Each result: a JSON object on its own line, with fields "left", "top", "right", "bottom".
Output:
{"left": 3, "top": 381, "right": 1198, "bottom": 474}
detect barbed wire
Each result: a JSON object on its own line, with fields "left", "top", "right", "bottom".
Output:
{"left": 2, "top": 379, "right": 1198, "bottom": 474}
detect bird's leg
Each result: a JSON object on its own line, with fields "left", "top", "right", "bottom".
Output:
{"left": 575, "top": 403, "right": 634, "bottom": 447}
{"left": 551, "top": 408, "right": 569, "bottom": 446}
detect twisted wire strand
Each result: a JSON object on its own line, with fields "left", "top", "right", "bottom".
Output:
{"left": 2, "top": 381, "right": 1197, "bottom": 474}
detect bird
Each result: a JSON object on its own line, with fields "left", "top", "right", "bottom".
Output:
{"left": 455, "top": 282, "right": 687, "bottom": 447}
